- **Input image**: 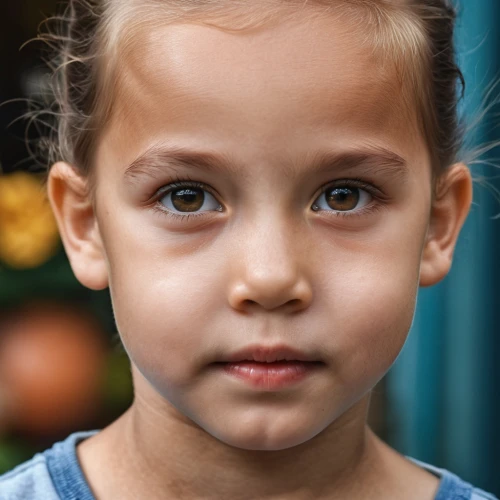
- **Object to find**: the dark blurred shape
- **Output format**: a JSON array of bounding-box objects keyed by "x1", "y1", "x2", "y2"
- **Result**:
[{"x1": 0, "y1": 1, "x2": 58, "y2": 174}]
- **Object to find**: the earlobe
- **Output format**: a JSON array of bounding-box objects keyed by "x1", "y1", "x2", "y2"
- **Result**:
[
  {"x1": 47, "y1": 162, "x2": 109, "y2": 290},
  {"x1": 419, "y1": 162, "x2": 472, "y2": 287}
]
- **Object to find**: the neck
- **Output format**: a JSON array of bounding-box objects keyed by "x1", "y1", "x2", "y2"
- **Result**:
[{"x1": 79, "y1": 379, "x2": 387, "y2": 500}]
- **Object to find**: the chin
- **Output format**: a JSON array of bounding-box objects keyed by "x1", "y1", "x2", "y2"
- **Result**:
[{"x1": 206, "y1": 417, "x2": 325, "y2": 451}]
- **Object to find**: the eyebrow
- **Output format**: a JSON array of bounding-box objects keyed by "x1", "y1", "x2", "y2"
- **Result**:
[
  {"x1": 123, "y1": 142, "x2": 409, "y2": 183},
  {"x1": 124, "y1": 143, "x2": 240, "y2": 182}
]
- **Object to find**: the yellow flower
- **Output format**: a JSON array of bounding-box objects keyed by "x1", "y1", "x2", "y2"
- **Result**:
[{"x1": 0, "y1": 172, "x2": 60, "y2": 269}]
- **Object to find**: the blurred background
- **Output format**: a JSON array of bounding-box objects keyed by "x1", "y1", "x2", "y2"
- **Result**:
[
  {"x1": 0, "y1": 0, "x2": 499, "y2": 496},
  {"x1": 0, "y1": 0, "x2": 134, "y2": 472}
]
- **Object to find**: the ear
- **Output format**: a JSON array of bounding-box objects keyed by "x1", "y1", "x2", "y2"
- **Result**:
[
  {"x1": 419, "y1": 162, "x2": 472, "y2": 287},
  {"x1": 47, "y1": 162, "x2": 109, "y2": 290}
]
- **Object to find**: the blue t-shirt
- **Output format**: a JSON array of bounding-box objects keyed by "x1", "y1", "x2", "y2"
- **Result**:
[{"x1": 0, "y1": 431, "x2": 497, "y2": 499}]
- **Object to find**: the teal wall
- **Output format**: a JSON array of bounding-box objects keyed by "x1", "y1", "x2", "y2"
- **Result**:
[{"x1": 387, "y1": 1, "x2": 500, "y2": 495}]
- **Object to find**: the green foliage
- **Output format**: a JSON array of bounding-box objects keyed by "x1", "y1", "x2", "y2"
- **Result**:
[{"x1": 0, "y1": 439, "x2": 34, "y2": 475}]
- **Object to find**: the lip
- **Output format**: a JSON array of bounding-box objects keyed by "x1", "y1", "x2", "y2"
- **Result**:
[
  {"x1": 221, "y1": 344, "x2": 320, "y2": 363},
  {"x1": 218, "y1": 360, "x2": 323, "y2": 390},
  {"x1": 214, "y1": 344, "x2": 324, "y2": 391}
]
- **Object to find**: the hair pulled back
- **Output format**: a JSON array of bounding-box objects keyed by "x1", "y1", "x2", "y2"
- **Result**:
[{"x1": 35, "y1": 0, "x2": 465, "y2": 178}]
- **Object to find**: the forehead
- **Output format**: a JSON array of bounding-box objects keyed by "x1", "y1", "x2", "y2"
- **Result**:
[{"x1": 101, "y1": 10, "x2": 426, "y2": 169}]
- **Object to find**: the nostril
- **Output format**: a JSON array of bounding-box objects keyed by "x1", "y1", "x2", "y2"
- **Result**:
[{"x1": 228, "y1": 279, "x2": 313, "y2": 313}]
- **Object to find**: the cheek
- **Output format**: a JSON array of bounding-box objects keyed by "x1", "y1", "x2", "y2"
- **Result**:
[
  {"x1": 321, "y1": 227, "x2": 424, "y2": 387},
  {"x1": 102, "y1": 232, "x2": 224, "y2": 386},
  {"x1": 340, "y1": 275, "x2": 417, "y2": 381}
]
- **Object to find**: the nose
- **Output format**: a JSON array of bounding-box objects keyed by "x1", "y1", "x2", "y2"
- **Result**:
[{"x1": 227, "y1": 218, "x2": 313, "y2": 314}]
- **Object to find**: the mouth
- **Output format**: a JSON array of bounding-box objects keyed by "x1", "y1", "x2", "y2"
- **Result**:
[
  {"x1": 218, "y1": 344, "x2": 323, "y2": 364},
  {"x1": 212, "y1": 345, "x2": 324, "y2": 390}
]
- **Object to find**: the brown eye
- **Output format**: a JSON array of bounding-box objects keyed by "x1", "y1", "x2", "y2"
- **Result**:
[
  {"x1": 172, "y1": 189, "x2": 204, "y2": 212},
  {"x1": 312, "y1": 186, "x2": 371, "y2": 213},
  {"x1": 160, "y1": 185, "x2": 221, "y2": 214},
  {"x1": 326, "y1": 187, "x2": 359, "y2": 211}
]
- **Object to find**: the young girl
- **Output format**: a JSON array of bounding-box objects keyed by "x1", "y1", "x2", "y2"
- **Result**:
[{"x1": 0, "y1": 0, "x2": 497, "y2": 498}]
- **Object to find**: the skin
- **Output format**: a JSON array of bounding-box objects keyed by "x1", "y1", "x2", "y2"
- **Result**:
[{"x1": 48, "y1": 8, "x2": 472, "y2": 500}]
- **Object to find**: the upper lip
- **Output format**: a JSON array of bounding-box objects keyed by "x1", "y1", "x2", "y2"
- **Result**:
[{"x1": 222, "y1": 345, "x2": 319, "y2": 363}]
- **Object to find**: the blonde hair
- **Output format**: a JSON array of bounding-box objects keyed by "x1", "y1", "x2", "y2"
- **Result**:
[{"x1": 35, "y1": 0, "x2": 464, "y2": 180}]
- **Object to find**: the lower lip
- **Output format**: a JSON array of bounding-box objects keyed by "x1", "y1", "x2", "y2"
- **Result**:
[{"x1": 219, "y1": 361, "x2": 322, "y2": 390}]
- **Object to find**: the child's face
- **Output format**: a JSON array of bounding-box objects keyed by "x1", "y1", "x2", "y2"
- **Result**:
[{"x1": 73, "y1": 13, "x2": 440, "y2": 449}]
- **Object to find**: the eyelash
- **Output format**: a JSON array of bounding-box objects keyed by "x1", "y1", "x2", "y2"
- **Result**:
[
  {"x1": 313, "y1": 178, "x2": 382, "y2": 219},
  {"x1": 151, "y1": 176, "x2": 221, "y2": 222},
  {"x1": 150, "y1": 175, "x2": 384, "y2": 222}
]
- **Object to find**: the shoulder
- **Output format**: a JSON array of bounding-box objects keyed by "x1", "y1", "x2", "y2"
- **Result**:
[
  {"x1": 408, "y1": 457, "x2": 498, "y2": 500},
  {"x1": 0, "y1": 453, "x2": 59, "y2": 500},
  {"x1": 0, "y1": 431, "x2": 98, "y2": 500},
  {"x1": 471, "y1": 491, "x2": 499, "y2": 500}
]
